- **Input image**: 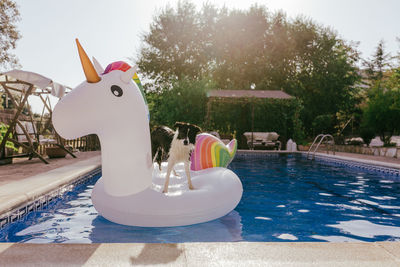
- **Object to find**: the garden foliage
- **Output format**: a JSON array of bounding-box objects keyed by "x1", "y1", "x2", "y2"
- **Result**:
[
  {"x1": 0, "y1": 123, "x2": 17, "y2": 152},
  {"x1": 361, "y1": 68, "x2": 400, "y2": 145}
]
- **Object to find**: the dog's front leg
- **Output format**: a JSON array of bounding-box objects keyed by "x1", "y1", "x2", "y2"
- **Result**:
[
  {"x1": 184, "y1": 161, "x2": 194, "y2": 190},
  {"x1": 163, "y1": 162, "x2": 173, "y2": 193}
]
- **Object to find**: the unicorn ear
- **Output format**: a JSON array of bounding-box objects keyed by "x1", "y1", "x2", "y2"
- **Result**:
[
  {"x1": 120, "y1": 66, "x2": 137, "y2": 84},
  {"x1": 92, "y1": 57, "x2": 105, "y2": 75}
]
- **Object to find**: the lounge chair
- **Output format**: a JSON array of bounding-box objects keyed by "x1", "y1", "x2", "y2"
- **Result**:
[{"x1": 243, "y1": 132, "x2": 281, "y2": 150}]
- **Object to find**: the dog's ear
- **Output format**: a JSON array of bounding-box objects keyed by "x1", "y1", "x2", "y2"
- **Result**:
[
  {"x1": 192, "y1": 125, "x2": 201, "y2": 134},
  {"x1": 174, "y1": 122, "x2": 184, "y2": 129}
]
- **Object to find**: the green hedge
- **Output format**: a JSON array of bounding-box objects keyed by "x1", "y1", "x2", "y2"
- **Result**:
[{"x1": 208, "y1": 98, "x2": 304, "y2": 148}]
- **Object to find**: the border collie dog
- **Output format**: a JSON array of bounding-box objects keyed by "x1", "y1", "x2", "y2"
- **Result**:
[{"x1": 151, "y1": 122, "x2": 201, "y2": 193}]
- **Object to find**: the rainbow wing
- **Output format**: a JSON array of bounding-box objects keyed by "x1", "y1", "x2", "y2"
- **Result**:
[{"x1": 190, "y1": 133, "x2": 237, "y2": 171}]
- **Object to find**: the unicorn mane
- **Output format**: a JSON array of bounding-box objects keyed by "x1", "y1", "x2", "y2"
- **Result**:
[{"x1": 103, "y1": 61, "x2": 131, "y2": 75}]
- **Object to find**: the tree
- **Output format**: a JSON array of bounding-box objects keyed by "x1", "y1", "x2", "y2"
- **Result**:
[
  {"x1": 361, "y1": 68, "x2": 400, "y2": 145},
  {"x1": 137, "y1": 1, "x2": 220, "y2": 87},
  {"x1": 212, "y1": 5, "x2": 270, "y2": 90},
  {"x1": 0, "y1": 0, "x2": 21, "y2": 71},
  {"x1": 363, "y1": 40, "x2": 392, "y2": 86},
  {"x1": 286, "y1": 17, "x2": 361, "y2": 134}
]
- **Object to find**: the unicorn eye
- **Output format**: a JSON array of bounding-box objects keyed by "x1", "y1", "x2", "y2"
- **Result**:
[{"x1": 111, "y1": 85, "x2": 123, "y2": 97}]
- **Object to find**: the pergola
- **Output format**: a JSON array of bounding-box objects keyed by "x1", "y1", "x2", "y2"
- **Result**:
[
  {"x1": 205, "y1": 89, "x2": 293, "y2": 147},
  {"x1": 0, "y1": 70, "x2": 75, "y2": 164}
]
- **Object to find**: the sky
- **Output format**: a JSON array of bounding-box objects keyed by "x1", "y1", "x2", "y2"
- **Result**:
[{"x1": 10, "y1": 0, "x2": 400, "y2": 112}]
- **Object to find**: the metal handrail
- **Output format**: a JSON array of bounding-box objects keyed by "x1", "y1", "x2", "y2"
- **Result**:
[
  {"x1": 307, "y1": 134, "x2": 335, "y2": 160},
  {"x1": 307, "y1": 134, "x2": 324, "y2": 159}
]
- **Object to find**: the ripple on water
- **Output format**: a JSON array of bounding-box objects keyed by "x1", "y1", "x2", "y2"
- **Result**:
[
  {"x1": 255, "y1": 216, "x2": 272, "y2": 221},
  {"x1": 319, "y1": 193, "x2": 333, "y2": 196},
  {"x1": 370, "y1": 196, "x2": 396, "y2": 200},
  {"x1": 298, "y1": 209, "x2": 309, "y2": 213},
  {"x1": 276, "y1": 233, "x2": 298, "y2": 240},
  {"x1": 327, "y1": 220, "x2": 400, "y2": 239}
]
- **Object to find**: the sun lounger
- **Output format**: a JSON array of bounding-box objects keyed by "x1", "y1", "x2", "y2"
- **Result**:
[{"x1": 243, "y1": 132, "x2": 281, "y2": 150}]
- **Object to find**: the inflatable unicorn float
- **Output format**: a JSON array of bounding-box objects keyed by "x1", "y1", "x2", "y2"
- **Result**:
[{"x1": 52, "y1": 39, "x2": 243, "y2": 227}]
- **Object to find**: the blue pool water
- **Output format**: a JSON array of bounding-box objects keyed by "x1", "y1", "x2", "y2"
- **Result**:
[{"x1": 1, "y1": 154, "x2": 400, "y2": 243}]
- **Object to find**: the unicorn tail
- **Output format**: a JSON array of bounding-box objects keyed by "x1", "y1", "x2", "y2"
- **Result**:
[{"x1": 226, "y1": 139, "x2": 238, "y2": 165}]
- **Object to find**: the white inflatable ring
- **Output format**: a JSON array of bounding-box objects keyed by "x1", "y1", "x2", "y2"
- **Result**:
[{"x1": 92, "y1": 163, "x2": 243, "y2": 227}]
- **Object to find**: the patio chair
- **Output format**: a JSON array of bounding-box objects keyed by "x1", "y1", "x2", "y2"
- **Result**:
[{"x1": 243, "y1": 132, "x2": 281, "y2": 150}]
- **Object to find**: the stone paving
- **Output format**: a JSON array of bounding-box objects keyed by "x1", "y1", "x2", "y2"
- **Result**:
[
  {"x1": 0, "y1": 242, "x2": 399, "y2": 266},
  {"x1": 0, "y1": 151, "x2": 100, "y2": 186}
]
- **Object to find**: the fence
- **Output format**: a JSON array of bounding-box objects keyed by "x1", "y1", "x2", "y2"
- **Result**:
[{"x1": 36, "y1": 134, "x2": 101, "y2": 155}]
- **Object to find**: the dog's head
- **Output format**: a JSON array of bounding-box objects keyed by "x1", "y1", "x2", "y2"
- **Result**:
[{"x1": 174, "y1": 122, "x2": 201, "y2": 146}]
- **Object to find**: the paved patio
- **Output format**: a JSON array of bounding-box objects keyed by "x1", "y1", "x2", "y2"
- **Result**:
[{"x1": 0, "y1": 151, "x2": 100, "y2": 186}]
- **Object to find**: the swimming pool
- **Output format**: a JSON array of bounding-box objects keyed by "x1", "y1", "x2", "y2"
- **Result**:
[{"x1": 1, "y1": 153, "x2": 399, "y2": 243}]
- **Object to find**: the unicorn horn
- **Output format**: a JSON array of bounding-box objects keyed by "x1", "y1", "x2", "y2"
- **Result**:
[{"x1": 76, "y1": 39, "x2": 101, "y2": 83}]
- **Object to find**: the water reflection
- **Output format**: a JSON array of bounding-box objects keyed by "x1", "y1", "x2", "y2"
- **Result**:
[
  {"x1": 327, "y1": 220, "x2": 400, "y2": 239},
  {"x1": 13, "y1": 185, "x2": 243, "y2": 243},
  {"x1": 89, "y1": 210, "x2": 243, "y2": 243}
]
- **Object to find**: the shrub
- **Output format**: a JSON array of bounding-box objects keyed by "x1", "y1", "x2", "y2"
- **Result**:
[
  {"x1": 359, "y1": 126, "x2": 375, "y2": 146},
  {"x1": 312, "y1": 114, "x2": 334, "y2": 135},
  {"x1": 361, "y1": 88, "x2": 400, "y2": 146},
  {"x1": 0, "y1": 123, "x2": 18, "y2": 152}
]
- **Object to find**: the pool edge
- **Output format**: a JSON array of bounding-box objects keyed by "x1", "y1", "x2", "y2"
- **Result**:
[
  {"x1": 0, "y1": 241, "x2": 398, "y2": 265},
  {"x1": 0, "y1": 156, "x2": 101, "y2": 227}
]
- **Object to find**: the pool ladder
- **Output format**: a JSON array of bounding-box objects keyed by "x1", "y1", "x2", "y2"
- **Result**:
[{"x1": 307, "y1": 134, "x2": 335, "y2": 160}]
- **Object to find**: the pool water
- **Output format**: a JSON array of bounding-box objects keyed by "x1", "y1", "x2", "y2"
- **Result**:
[{"x1": 1, "y1": 154, "x2": 400, "y2": 243}]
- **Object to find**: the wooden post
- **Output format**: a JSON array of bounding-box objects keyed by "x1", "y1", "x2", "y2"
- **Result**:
[
  {"x1": 0, "y1": 84, "x2": 34, "y2": 159},
  {"x1": 205, "y1": 98, "x2": 212, "y2": 130}
]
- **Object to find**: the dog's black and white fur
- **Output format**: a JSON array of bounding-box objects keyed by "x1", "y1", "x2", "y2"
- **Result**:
[{"x1": 151, "y1": 122, "x2": 201, "y2": 193}]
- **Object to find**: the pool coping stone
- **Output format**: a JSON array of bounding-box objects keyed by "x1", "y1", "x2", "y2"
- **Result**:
[
  {"x1": 310, "y1": 152, "x2": 400, "y2": 170},
  {"x1": 0, "y1": 242, "x2": 399, "y2": 266},
  {"x1": 0, "y1": 155, "x2": 101, "y2": 217}
]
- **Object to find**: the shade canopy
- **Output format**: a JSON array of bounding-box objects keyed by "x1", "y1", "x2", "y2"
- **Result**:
[{"x1": 2, "y1": 69, "x2": 70, "y2": 98}]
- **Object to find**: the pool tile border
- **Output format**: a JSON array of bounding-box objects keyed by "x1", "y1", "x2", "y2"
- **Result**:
[
  {"x1": 236, "y1": 150, "x2": 400, "y2": 178},
  {"x1": 307, "y1": 153, "x2": 400, "y2": 178},
  {"x1": 0, "y1": 167, "x2": 101, "y2": 229}
]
